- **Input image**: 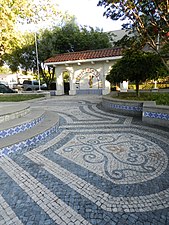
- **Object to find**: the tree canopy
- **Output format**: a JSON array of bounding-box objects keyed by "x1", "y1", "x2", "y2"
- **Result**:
[
  {"x1": 98, "y1": 0, "x2": 169, "y2": 70},
  {"x1": 0, "y1": 0, "x2": 30, "y2": 64},
  {"x1": 107, "y1": 49, "x2": 167, "y2": 95},
  {"x1": 4, "y1": 22, "x2": 112, "y2": 88},
  {"x1": 0, "y1": 0, "x2": 62, "y2": 65}
]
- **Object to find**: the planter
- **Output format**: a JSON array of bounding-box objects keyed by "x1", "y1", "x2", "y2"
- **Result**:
[
  {"x1": 102, "y1": 96, "x2": 169, "y2": 128},
  {"x1": 102, "y1": 96, "x2": 147, "y2": 117}
]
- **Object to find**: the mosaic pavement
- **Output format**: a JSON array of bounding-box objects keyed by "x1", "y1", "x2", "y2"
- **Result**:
[{"x1": 0, "y1": 95, "x2": 169, "y2": 225}]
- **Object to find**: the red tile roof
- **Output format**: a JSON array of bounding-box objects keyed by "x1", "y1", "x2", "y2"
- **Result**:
[{"x1": 45, "y1": 48, "x2": 123, "y2": 63}]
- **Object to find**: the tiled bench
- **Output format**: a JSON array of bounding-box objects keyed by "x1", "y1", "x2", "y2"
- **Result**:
[{"x1": 102, "y1": 96, "x2": 169, "y2": 128}]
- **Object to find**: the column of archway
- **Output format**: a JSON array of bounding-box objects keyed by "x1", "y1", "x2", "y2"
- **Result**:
[
  {"x1": 102, "y1": 63, "x2": 111, "y2": 95},
  {"x1": 100, "y1": 64, "x2": 105, "y2": 90},
  {"x1": 68, "y1": 66, "x2": 76, "y2": 95},
  {"x1": 55, "y1": 67, "x2": 64, "y2": 95}
]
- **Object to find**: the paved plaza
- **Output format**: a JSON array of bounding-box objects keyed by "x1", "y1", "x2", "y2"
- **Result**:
[{"x1": 0, "y1": 95, "x2": 169, "y2": 225}]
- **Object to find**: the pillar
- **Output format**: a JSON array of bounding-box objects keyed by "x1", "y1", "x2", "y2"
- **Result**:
[
  {"x1": 68, "y1": 66, "x2": 76, "y2": 95},
  {"x1": 55, "y1": 68, "x2": 64, "y2": 95},
  {"x1": 102, "y1": 63, "x2": 110, "y2": 95}
]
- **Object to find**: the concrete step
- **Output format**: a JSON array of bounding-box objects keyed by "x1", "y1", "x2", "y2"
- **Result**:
[
  {"x1": 0, "y1": 109, "x2": 45, "y2": 139},
  {"x1": 0, "y1": 110, "x2": 60, "y2": 158},
  {"x1": 0, "y1": 102, "x2": 30, "y2": 124}
]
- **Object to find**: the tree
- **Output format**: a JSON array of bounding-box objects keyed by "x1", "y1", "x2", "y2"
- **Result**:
[
  {"x1": 97, "y1": 0, "x2": 169, "y2": 71},
  {"x1": 0, "y1": 0, "x2": 31, "y2": 64},
  {"x1": 4, "y1": 22, "x2": 112, "y2": 88},
  {"x1": 107, "y1": 49, "x2": 167, "y2": 96},
  {"x1": 40, "y1": 23, "x2": 111, "y2": 87},
  {"x1": 4, "y1": 32, "x2": 36, "y2": 73},
  {"x1": 38, "y1": 22, "x2": 111, "y2": 54},
  {"x1": 0, "y1": 0, "x2": 62, "y2": 66}
]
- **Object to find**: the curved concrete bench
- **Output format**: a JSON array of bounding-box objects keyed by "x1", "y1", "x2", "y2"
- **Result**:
[
  {"x1": 0, "y1": 103, "x2": 30, "y2": 123},
  {"x1": 0, "y1": 109, "x2": 45, "y2": 139},
  {"x1": 0, "y1": 110, "x2": 60, "y2": 158},
  {"x1": 102, "y1": 96, "x2": 169, "y2": 128},
  {"x1": 0, "y1": 100, "x2": 61, "y2": 158},
  {"x1": 143, "y1": 103, "x2": 169, "y2": 128},
  {"x1": 102, "y1": 95, "x2": 148, "y2": 117}
]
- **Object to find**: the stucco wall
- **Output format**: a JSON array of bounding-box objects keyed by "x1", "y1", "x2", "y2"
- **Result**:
[{"x1": 54, "y1": 60, "x2": 116, "y2": 95}]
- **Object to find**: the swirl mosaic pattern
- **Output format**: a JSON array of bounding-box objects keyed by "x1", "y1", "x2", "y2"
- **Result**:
[{"x1": 60, "y1": 133, "x2": 168, "y2": 184}]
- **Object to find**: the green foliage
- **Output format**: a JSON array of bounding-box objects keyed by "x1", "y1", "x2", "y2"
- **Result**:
[
  {"x1": 98, "y1": 0, "x2": 169, "y2": 71},
  {"x1": 0, "y1": 0, "x2": 63, "y2": 65},
  {"x1": 63, "y1": 71, "x2": 70, "y2": 82},
  {"x1": 4, "y1": 32, "x2": 36, "y2": 73},
  {"x1": 0, "y1": 65, "x2": 11, "y2": 74},
  {"x1": 0, "y1": 94, "x2": 45, "y2": 102},
  {"x1": 98, "y1": 0, "x2": 168, "y2": 46},
  {"x1": 38, "y1": 23, "x2": 111, "y2": 55},
  {"x1": 160, "y1": 42, "x2": 169, "y2": 58},
  {"x1": 0, "y1": 0, "x2": 31, "y2": 63},
  {"x1": 115, "y1": 92, "x2": 169, "y2": 106},
  {"x1": 107, "y1": 49, "x2": 167, "y2": 95},
  {"x1": 4, "y1": 21, "x2": 112, "y2": 87}
]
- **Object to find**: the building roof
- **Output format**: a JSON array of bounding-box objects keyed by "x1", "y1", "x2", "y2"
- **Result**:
[
  {"x1": 45, "y1": 48, "x2": 123, "y2": 64},
  {"x1": 107, "y1": 29, "x2": 134, "y2": 44}
]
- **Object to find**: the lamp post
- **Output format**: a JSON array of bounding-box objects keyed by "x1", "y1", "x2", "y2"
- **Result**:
[
  {"x1": 156, "y1": 32, "x2": 160, "y2": 52},
  {"x1": 154, "y1": 32, "x2": 160, "y2": 90},
  {"x1": 34, "y1": 32, "x2": 41, "y2": 91}
]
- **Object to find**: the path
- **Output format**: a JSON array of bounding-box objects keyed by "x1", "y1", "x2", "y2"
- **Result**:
[{"x1": 0, "y1": 95, "x2": 169, "y2": 225}]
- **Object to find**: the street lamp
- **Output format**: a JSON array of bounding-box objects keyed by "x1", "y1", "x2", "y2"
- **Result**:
[
  {"x1": 156, "y1": 32, "x2": 160, "y2": 52},
  {"x1": 34, "y1": 32, "x2": 41, "y2": 91},
  {"x1": 153, "y1": 32, "x2": 160, "y2": 90}
]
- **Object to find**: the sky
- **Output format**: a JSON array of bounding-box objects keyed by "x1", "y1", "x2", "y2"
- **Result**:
[
  {"x1": 18, "y1": 0, "x2": 123, "y2": 33},
  {"x1": 58, "y1": 0, "x2": 123, "y2": 32}
]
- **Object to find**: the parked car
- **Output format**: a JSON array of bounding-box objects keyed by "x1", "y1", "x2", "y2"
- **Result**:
[
  {"x1": 13, "y1": 83, "x2": 23, "y2": 91},
  {"x1": 0, "y1": 84, "x2": 17, "y2": 93},
  {"x1": 0, "y1": 81, "x2": 9, "y2": 87},
  {"x1": 22, "y1": 80, "x2": 47, "y2": 91}
]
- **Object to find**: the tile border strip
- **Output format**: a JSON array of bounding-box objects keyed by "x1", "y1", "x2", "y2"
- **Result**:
[
  {"x1": 0, "y1": 121, "x2": 60, "y2": 159},
  {"x1": 102, "y1": 96, "x2": 169, "y2": 128},
  {"x1": 143, "y1": 111, "x2": 169, "y2": 120},
  {"x1": 0, "y1": 115, "x2": 45, "y2": 139}
]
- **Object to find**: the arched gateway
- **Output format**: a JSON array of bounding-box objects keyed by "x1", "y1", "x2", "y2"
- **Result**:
[{"x1": 45, "y1": 48, "x2": 122, "y2": 95}]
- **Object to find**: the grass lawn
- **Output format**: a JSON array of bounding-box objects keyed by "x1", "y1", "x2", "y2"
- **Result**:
[
  {"x1": 0, "y1": 94, "x2": 46, "y2": 102},
  {"x1": 113, "y1": 92, "x2": 169, "y2": 106},
  {"x1": 1, "y1": 92, "x2": 169, "y2": 106}
]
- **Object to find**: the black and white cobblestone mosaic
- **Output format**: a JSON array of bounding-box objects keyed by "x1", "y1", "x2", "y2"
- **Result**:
[{"x1": 0, "y1": 96, "x2": 169, "y2": 225}]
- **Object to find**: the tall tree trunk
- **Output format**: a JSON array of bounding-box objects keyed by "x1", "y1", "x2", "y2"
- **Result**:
[
  {"x1": 136, "y1": 81, "x2": 140, "y2": 97},
  {"x1": 148, "y1": 42, "x2": 169, "y2": 72},
  {"x1": 160, "y1": 56, "x2": 169, "y2": 72}
]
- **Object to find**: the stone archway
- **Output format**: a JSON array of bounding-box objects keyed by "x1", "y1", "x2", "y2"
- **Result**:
[
  {"x1": 45, "y1": 48, "x2": 123, "y2": 95},
  {"x1": 63, "y1": 71, "x2": 70, "y2": 95},
  {"x1": 75, "y1": 68, "x2": 102, "y2": 91}
]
